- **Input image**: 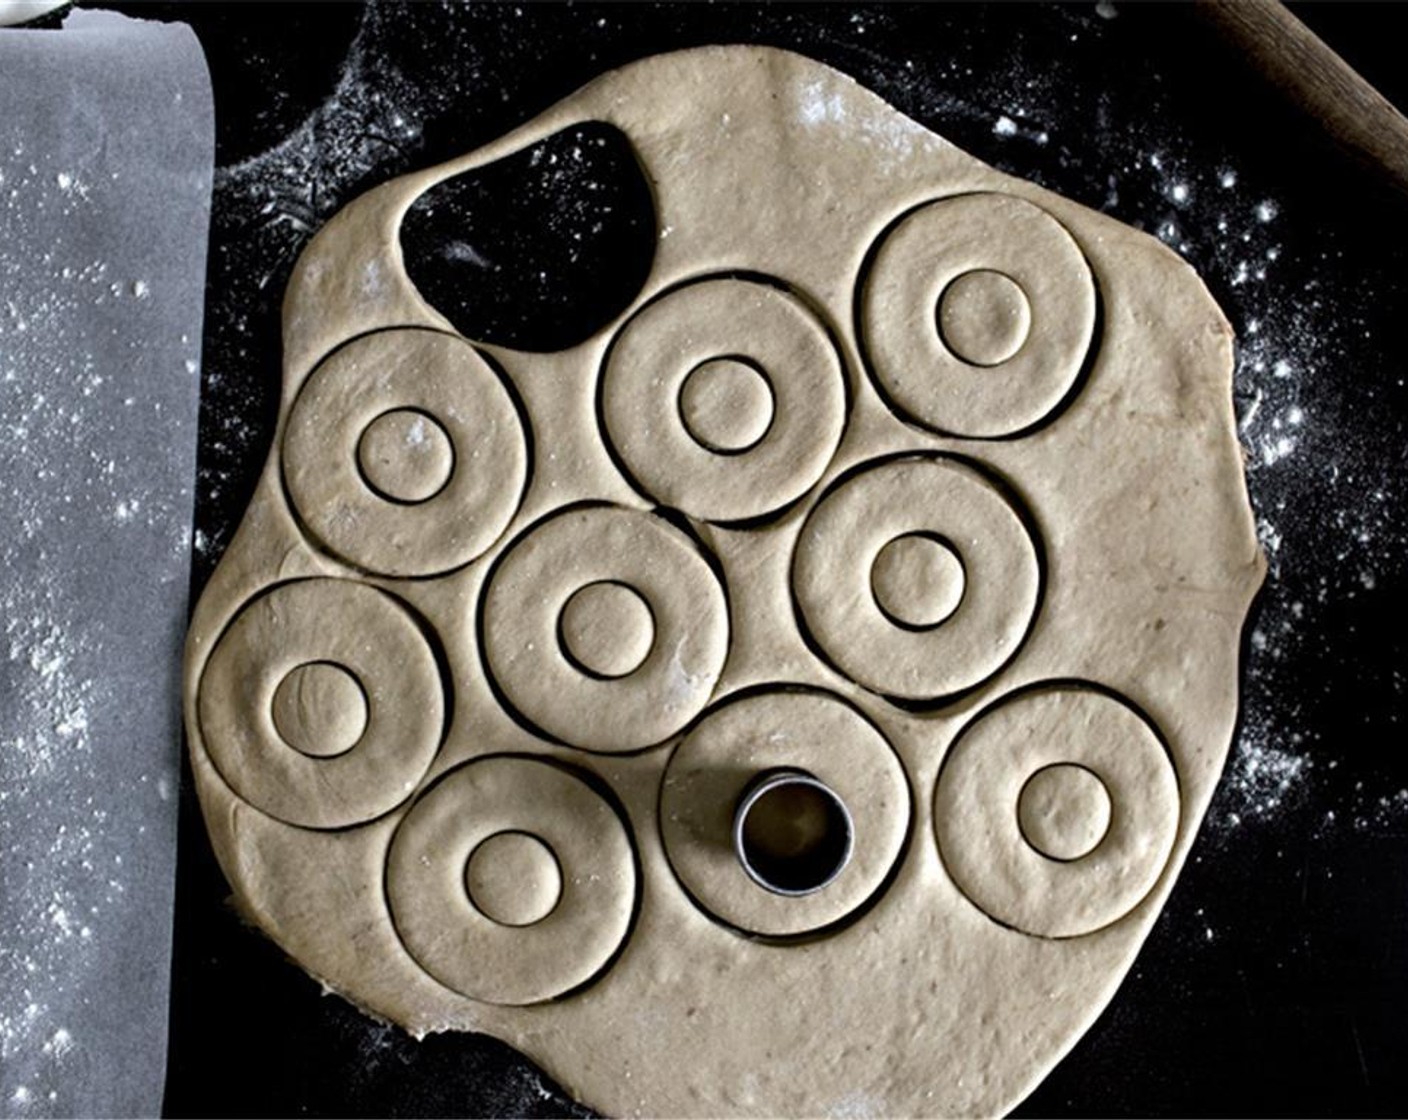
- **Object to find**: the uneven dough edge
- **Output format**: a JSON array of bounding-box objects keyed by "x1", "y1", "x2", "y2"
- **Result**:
[{"x1": 183, "y1": 45, "x2": 1265, "y2": 1119}]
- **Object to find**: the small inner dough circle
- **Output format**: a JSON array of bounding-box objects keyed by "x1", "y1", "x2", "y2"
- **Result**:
[
  {"x1": 870, "y1": 532, "x2": 966, "y2": 630},
  {"x1": 1017, "y1": 763, "x2": 1113, "y2": 862},
  {"x1": 356, "y1": 408, "x2": 454, "y2": 504},
  {"x1": 937, "y1": 269, "x2": 1032, "y2": 367},
  {"x1": 271, "y1": 661, "x2": 367, "y2": 758},
  {"x1": 464, "y1": 831, "x2": 563, "y2": 928},
  {"x1": 678, "y1": 358, "x2": 775, "y2": 453},
  {"x1": 559, "y1": 580, "x2": 656, "y2": 680}
]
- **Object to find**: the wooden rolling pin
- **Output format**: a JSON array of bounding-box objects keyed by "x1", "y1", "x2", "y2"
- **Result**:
[{"x1": 1194, "y1": 0, "x2": 1408, "y2": 200}]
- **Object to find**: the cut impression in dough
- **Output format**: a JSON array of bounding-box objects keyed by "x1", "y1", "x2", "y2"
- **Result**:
[
  {"x1": 602, "y1": 277, "x2": 846, "y2": 523},
  {"x1": 660, "y1": 688, "x2": 908, "y2": 937},
  {"x1": 184, "y1": 46, "x2": 1263, "y2": 1119},
  {"x1": 283, "y1": 328, "x2": 526, "y2": 577},
  {"x1": 862, "y1": 192, "x2": 1096, "y2": 438},
  {"x1": 482, "y1": 504, "x2": 727, "y2": 752},
  {"x1": 934, "y1": 684, "x2": 1179, "y2": 938}
]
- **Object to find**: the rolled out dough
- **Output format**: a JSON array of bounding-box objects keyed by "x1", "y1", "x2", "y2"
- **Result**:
[{"x1": 184, "y1": 46, "x2": 1264, "y2": 1117}]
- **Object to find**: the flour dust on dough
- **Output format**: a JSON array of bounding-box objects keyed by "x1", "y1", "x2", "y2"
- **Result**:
[{"x1": 183, "y1": 46, "x2": 1264, "y2": 1118}]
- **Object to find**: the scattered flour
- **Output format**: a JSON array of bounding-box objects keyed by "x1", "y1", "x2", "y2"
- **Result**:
[
  {"x1": 835, "y1": 6, "x2": 1405, "y2": 853},
  {"x1": 795, "y1": 78, "x2": 937, "y2": 166},
  {"x1": 193, "y1": 8, "x2": 441, "y2": 570},
  {"x1": 1, "y1": 142, "x2": 106, "y2": 1115},
  {"x1": 1, "y1": 101, "x2": 194, "y2": 1110},
  {"x1": 1120, "y1": 143, "x2": 1404, "y2": 844},
  {"x1": 193, "y1": 5, "x2": 1403, "y2": 853}
]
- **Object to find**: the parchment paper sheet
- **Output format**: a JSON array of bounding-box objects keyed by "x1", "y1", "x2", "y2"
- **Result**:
[{"x1": 0, "y1": 10, "x2": 213, "y2": 1116}]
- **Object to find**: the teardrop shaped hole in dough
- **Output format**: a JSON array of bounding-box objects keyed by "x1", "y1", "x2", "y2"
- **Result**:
[{"x1": 400, "y1": 122, "x2": 656, "y2": 351}]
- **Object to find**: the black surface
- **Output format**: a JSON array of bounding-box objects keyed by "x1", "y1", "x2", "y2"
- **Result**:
[{"x1": 91, "y1": 2, "x2": 1406, "y2": 1116}]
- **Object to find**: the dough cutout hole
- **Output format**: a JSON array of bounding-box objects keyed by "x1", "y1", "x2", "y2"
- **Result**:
[
  {"x1": 400, "y1": 122, "x2": 656, "y2": 352},
  {"x1": 464, "y1": 831, "x2": 564, "y2": 928},
  {"x1": 356, "y1": 407, "x2": 455, "y2": 504},
  {"x1": 271, "y1": 661, "x2": 368, "y2": 759},
  {"x1": 1017, "y1": 763, "x2": 1113, "y2": 862},
  {"x1": 557, "y1": 580, "x2": 656, "y2": 680},
  {"x1": 734, "y1": 771, "x2": 855, "y2": 896}
]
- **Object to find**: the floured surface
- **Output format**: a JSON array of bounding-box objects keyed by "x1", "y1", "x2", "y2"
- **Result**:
[
  {"x1": 0, "y1": 9, "x2": 212, "y2": 1117},
  {"x1": 184, "y1": 46, "x2": 1261, "y2": 1117}
]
